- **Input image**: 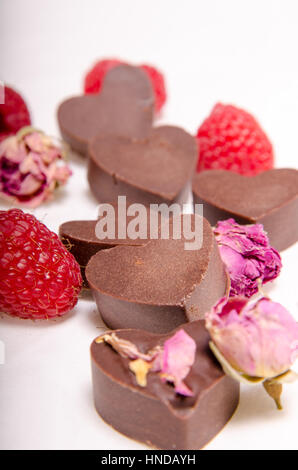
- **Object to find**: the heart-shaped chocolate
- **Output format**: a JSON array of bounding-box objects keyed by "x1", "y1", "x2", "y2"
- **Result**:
[
  {"x1": 88, "y1": 125, "x2": 197, "y2": 205},
  {"x1": 86, "y1": 215, "x2": 229, "y2": 333},
  {"x1": 193, "y1": 169, "x2": 298, "y2": 251},
  {"x1": 59, "y1": 202, "x2": 153, "y2": 288},
  {"x1": 57, "y1": 65, "x2": 154, "y2": 155},
  {"x1": 90, "y1": 321, "x2": 239, "y2": 450}
]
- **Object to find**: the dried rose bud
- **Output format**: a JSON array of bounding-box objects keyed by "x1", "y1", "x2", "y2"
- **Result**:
[
  {"x1": 0, "y1": 127, "x2": 71, "y2": 207},
  {"x1": 206, "y1": 296, "x2": 298, "y2": 379},
  {"x1": 214, "y1": 219, "x2": 281, "y2": 298}
]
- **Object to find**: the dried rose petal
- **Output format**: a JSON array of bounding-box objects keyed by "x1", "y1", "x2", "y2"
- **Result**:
[
  {"x1": 97, "y1": 330, "x2": 196, "y2": 396},
  {"x1": 95, "y1": 333, "x2": 161, "y2": 362},
  {"x1": 161, "y1": 330, "x2": 196, "y2": 396}
]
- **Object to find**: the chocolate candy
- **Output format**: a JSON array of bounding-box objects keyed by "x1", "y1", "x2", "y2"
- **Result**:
[
  {"x1": 90, "y1": 321, "x2": 239, "y2": 450},
  {"x1": 57, "y1": 65, "x2": 154, "y2": 155},
  {"x1": 193, "y1": 169, "x2": 298, "y2": 251},
  {"x1": 86, "y1": 215, "x2": 229, "y2": 333},
  {"x1": 59, "y1": 203, "x2": 152, "y2": 288},
  {"x1": 59, "y1": 220, "x2": 115, "y2": 288},
  {"x1": 88, "y1": 126, "x2": 197, "y2": 205}
]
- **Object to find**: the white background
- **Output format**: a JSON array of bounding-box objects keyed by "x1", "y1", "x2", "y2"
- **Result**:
[{"x1": 0, "y1": 0, "x2": 298, "y2": 450}]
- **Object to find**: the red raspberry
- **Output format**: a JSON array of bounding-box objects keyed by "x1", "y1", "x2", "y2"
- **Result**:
[
  {"x1": 83, "y1": 59, "x2": 167, "y2": 113},
  {"x1": 196, "y1": 103, "x2": 274, "y2": 175},
  {"x1": 0, "y1": 86, "x2": 31, "y2": 143},
  {"x1": 0, "y1": 209, "x2": 82, "y2": 320}
]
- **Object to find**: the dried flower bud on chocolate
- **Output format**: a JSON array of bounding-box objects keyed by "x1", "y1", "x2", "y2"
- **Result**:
[
  {"x1": 214, "y1": 218, "x2": 282, "y2": 298},
  {"x1": 96, "y1": 329, "x2": 196, "y2": 396},
  {"x1": 205, "y1": 296, "x2": 298, "y2": 409},
  {"x1": 0, "y1": 127, "x2": 71, "y2": 207}
]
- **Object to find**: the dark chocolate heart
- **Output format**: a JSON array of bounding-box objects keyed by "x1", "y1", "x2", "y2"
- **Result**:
[
  {"x1": 88, "y1": 125, "x2": 197, "y2": 205},
  {"x1": 90, "y1": 321, "x2": 239, "y2": 450},
  {"x1": 86, "y1": 215, "x2": 229, "y2": 333},
  {"x1": 57, "y1": 65, "x2": 154, "y2": 155},
  {"x1": 193, "y1": 169, "x2": 298, "y2": 251},
  {"x1": 59, "y1": 202, "x2": 153, "y2": 288}
]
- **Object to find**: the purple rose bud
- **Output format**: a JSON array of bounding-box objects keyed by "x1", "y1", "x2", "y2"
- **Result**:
[
  {"x1": 214, "y1": 219, "x2": 282, "y2": 298},
  {"x1": 0, "y1": 127, "x2": 71, "y2": 207},
  {"x1": 206, "y1": 296, "x2": 298, "y2": 378}
]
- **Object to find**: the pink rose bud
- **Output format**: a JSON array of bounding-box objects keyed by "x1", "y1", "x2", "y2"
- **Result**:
[
  {"x1": 206, "y1": 297, "x2": 298, "y2": 378},
  {"x1": 0, "y1": 127, "x2": 71, "y2": 207},
  {"x1": 214, "y1": 219, "x2": 282, "y2": 298}
]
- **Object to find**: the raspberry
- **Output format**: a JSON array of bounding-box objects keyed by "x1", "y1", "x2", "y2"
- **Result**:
[
  {"x1": 196, "y1": 103, "x2": 274, "y2": 175},
  {"x1": 0, "y1": 209, "x2": 82, "y2": 320},
  {"x1": 84, "y1": 59, "x2": 166, "y2": 113},
  {"x1": 0, "y1": 86, "x2": 31, "y2": 143}
]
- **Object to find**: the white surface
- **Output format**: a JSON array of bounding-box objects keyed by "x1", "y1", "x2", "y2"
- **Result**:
[{"x1": 0, "y1": 0, "x2": 298, "y2": 450}]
